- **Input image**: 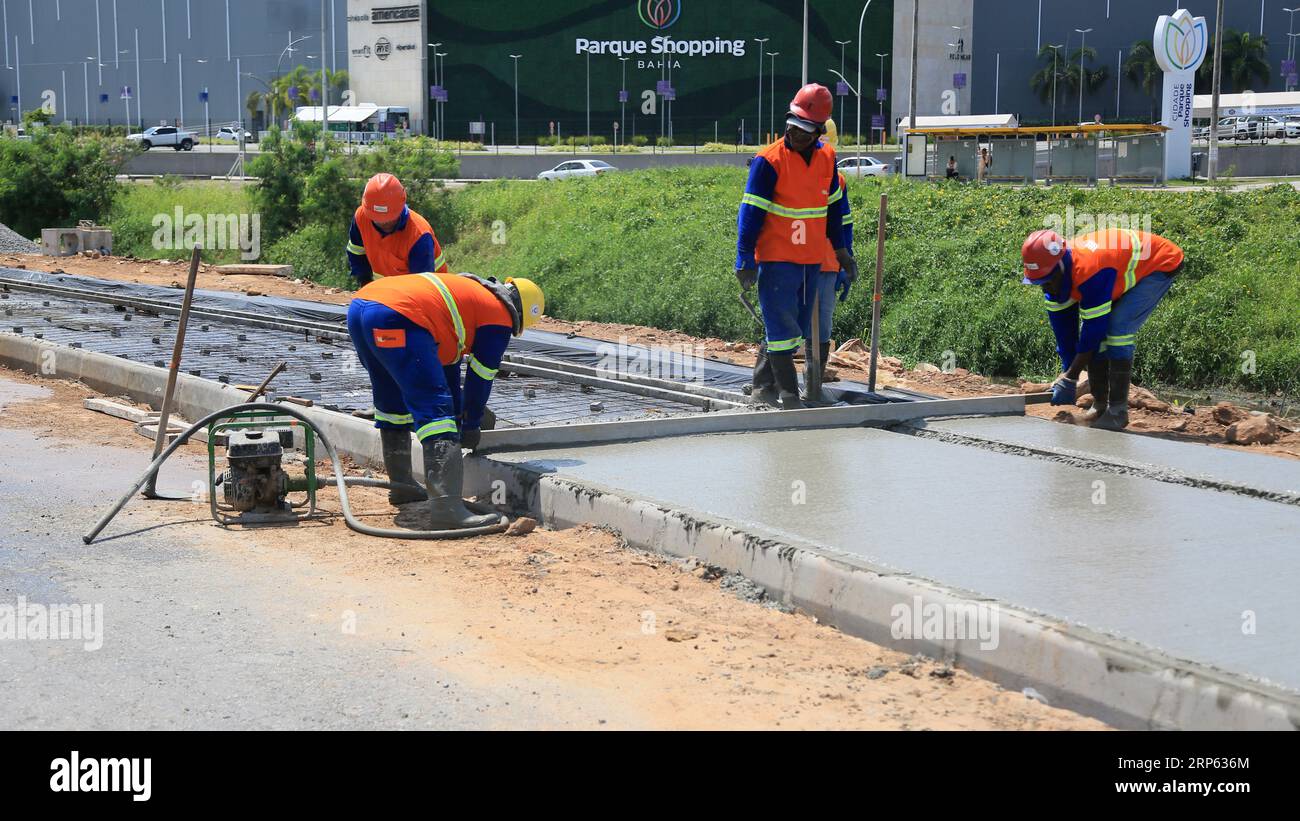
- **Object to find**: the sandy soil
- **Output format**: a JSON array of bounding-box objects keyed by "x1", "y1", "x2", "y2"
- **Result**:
[
  {"x1": 0, "y1": 366, "x2": 1103, "y2": 730},
  {"x1": 7, "y1": 250, "x2": 1294, "y2": 462}
]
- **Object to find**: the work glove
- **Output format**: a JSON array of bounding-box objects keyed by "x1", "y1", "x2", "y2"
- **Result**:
[
  {"x1": 735, "y1": 267, "x2": 757, "y2": 290},
  {"x1": 460, "y1": 428, "x2": 482, "y2": 452},
  {"x1": 835, "y1": 269, "x2": 852, "y2": 303},
  {"x1": 1050, "y1": 376, "x2": 1077, "y2": 406}
]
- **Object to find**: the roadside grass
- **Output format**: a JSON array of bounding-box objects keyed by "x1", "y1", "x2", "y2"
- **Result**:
[{"x1": 109, "y1": 179, "x2": 255, "y2": 264}]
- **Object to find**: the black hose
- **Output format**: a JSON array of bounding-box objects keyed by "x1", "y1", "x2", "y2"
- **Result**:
[{"x1": 83, "y1": 402, "x2": 509, "y2": 544}]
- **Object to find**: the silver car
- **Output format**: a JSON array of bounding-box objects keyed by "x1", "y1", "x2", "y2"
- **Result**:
[
  {"x1": 537, "y1": 160, "x2": 618, "y2": 181},
  {"x1": 837, "y1": 155, "x2": 890, "y2": 177}
]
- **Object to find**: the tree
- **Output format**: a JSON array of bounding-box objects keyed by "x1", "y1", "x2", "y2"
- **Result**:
[
  {"x1": 1197, "y1": 29, "x2": 1270, "y2": 92},
  {"x1": 1030, "y1": 45, "x2": 1109, "y2": 107},
  {"x1": 245, "y1": 90, "x2": 264, "y2": 129},
  {"x1": 1122, "y1": 40, "x2": 1162, "y2": 122}
]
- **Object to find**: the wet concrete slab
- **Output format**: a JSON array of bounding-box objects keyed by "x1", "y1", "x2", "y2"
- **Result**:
[
  {"x1": 494, "y1": 426, "x2": 1300, "y2": 692},
  {"x1": 924, "y1": 416, "x2": 1300, "y2": 497}
]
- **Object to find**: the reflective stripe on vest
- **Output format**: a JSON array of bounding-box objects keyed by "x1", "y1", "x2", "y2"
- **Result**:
[
  {"x1": 1123, "y1": 230, "x2": 1142, "y2": 293},
  {"x1": 741, "y1": 192, "x2": 829, "y2": 220},
  {"x1": 418, "y1": 273, "x2": 466, "y2": 353}
]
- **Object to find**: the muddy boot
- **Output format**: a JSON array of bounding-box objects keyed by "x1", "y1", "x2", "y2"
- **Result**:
[
  {"x1": 751, "y1": 344, "x2": 780, "y2": 407},
  {"x1": 770, "y1": 352, "x2": 805, "y2": 411},
  {"x1": 421, "y1": 437, "x2": 501, "y2": 529},
  {"x1": 1093, "y1": 357, "x2": 1132, "y2": 431},
  {"x1": 381, "y1": 428, "x2": 425, "y2": 505},
  {"x1": 1082, "y1": 357, "x2": 1110, "y2": 424}
]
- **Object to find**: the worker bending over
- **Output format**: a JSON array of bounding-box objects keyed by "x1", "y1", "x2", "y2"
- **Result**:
[
  {"x1": 736, "y1": 84, "x2": 856, "y2": 409},
  {"x1": 1020, "y1": 228, "x2": 1184, "y2": 430},
  {"x1": 347, "y1": 173, "x2": 448, "y2": 284},
  {"x1": 347, "y1": 271, "x2": 545, "y2": 528}
]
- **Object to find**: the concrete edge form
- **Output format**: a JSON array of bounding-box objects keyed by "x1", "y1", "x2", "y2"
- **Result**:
[
  {"x1": 477, "y1": 394, "x2": 1029, "y2": 452},
  {"x1": 465, "y1": 456, "x2": 1300, "y2": 730},
  {"x1": 7, "y1": 334, "x2": 1297, "y2": 729}
]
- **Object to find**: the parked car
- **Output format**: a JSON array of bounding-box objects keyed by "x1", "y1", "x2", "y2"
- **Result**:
[
  {"x1": 1283, "y1": 116, "x2": 1300, "y2": 139},
  {"x1": 1248, "y1": 115, "x2": 1286, "y2": 139},
  {"x1": 126, "y1": 126, "x2": 197, "y2": 150},
  {"x1": 214, "y1": 126, "x2": 252, "y2": 143},
  {"x1": 537, "y1": 160, "x2": 618, "y2": 181},
  {"x1": 837, "y1": 155, "x2": 890, "y2": 177}
]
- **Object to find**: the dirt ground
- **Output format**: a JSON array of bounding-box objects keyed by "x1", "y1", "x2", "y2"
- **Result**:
[
  {"x1": 0, "y1": 366, "x2": 1103, "y2": 730},
  {"x1": 7, "y1": 250, "x2": 1295, "y2": 462}
]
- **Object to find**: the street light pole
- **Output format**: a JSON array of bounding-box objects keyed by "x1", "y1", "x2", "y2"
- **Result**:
[
  {"x1": 1048, "y1": 43, "x2": 1064, "y2": 127},
  {"x1": 836, "y1": 39, "x2": 851, "y2": 126},
  {"x1": 877, "y1": 52, "x2": 888, "y2": 149},
  {"x1": 1285, "y1": 9, "x2": 1299, "y2": 91},
  {"x1": 1209, "y1": 0, "x2": 1225, "y2": 181},
  {"x1": 428, "y1": 42, "x2": 441, "y2": 138},
  {"x1": 510, "y1": 54, "x2": 521, "y2": 147},
  {"x1": 619, "y1": 56, "x2": 628, "y2": 146},
  {"x1": 1076, "y1": 28, "x2": 1092, "y2": 124},
  {"x1": 854, "y1": 1, "x2": 879, "y2": 157},
  {"x1": 768, "y1": 52, "x2": 779, "y2": 139},
  {"x1": 754, "y1": 37, "x2": 768, "y2": 144}
]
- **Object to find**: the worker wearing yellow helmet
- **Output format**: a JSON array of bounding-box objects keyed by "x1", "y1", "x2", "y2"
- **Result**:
[{"x1": 347, "y1": 271, "x2": 544, "y2": 528}]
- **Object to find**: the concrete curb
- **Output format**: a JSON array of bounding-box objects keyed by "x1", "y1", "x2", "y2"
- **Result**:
[
  {"x1": 6, "y1": 333, "x2": 1297, "y2": 729},
  {"x1": 467, "y1": 456, "x2": 1300, "y2": 730}
]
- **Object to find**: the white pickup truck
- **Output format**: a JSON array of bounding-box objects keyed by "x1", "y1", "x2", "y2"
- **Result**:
[{"x1": 126, "y1": 126, "x2": 197, "y2": 151}]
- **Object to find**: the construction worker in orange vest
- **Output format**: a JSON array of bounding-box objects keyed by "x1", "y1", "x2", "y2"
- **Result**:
[
  {"x1": 736, "y1": 84, "x2": 857, "y2": 409},
  {"x1": 347, "y1": 173, "x2": 448, "y2": 284},
  {"x1": 347, "y1": 271, "x2": 545, "y2": 528},
  {"x1": 1021, "y1": 228, "x2": 1184, "y2": 430}
]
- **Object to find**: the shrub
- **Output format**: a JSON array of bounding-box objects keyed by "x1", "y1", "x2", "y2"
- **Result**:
[{"x1": 0, "y1": 127, "x2": 136, "y2": 238}]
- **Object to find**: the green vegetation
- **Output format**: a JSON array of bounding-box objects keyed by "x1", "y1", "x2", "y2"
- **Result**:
[
  {"x1": 432, "y1": 168, "x2": 1300, "y2": 395},
  {"x1": 0, "y1": 127, "x2": 137, "y2": 239},
  {"x1": 109, "y1": 179, "x2": 253, "y2": 264}
]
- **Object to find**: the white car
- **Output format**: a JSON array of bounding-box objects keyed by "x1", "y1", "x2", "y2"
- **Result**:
[
  {"x1": 214, "y1": 126, "x2": 252, "y2": 143},
  {"x1": 837, "y1": 155, "x2": 890, "y2": 177},
  {"x1": 1284, "y1": 117, "x2": 1300, "y2": 139},
  {"x1": 126, "y1": 125, "x2": 196, "y2": 151},
  {"x1": 537, "y1": 160, "x2": 618, "y2": 181}
]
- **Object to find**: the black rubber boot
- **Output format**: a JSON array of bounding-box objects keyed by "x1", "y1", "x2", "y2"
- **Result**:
[
  {"x1": 770, "y1": 352, "x2": 805, "y2": 410},
  {"x1": 381, "y1": 428, "x2": 425, "y2": 505},
  {"x1": 1082, "y1": 357, "x2": 1110, "y2": 424},
  {"x1": 421, "y1": 438, "x2": 501, "y2": 529},
  {"x1": 1093, "y1": 358, "x2": 1132, "y2": 431},
  {"x1": 751, "y1": 343, "x2": 780, "y2": 407},
  {"x1": 819, "y1": 341, "x2": 833, "y2": 378}
]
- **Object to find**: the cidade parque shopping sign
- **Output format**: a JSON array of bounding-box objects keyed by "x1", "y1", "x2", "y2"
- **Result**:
[{"x1": 1154, "y1": 9, "x2": 1208, "y2": 179}]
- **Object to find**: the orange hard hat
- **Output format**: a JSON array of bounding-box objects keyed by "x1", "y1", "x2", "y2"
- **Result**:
[
  {"x1": 789, "y1": 83, "x2": 834, "y2": 125},
  {"x1": 362, "y1": 173, "x2": 406, "y2": 221},
  {"x1": 1021, "y1": 229, "x2": 1066, "y2": 283}
]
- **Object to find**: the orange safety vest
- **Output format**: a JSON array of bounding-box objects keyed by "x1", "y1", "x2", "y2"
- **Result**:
[
  {"x1": 1066, "y1": 230, "x2": 1184, "y2": 303},
  {"x1": 822, "y1": 172, "x2": 848, "y2": 273},
  {"x1": 351, "y1": 206, "x2": 446, "y2": 278},
  {"x1": 355, "y1": 273, "x2": 512, "y2": 365},
  {"x1": 747, "y1": 139, "x2": 838, "y2": 265}
]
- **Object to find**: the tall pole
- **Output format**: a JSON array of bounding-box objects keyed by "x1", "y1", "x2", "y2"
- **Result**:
[
  {"x1": 95, "y1": 0, "x2": 102, "y2": 84},
  {"x1": 235, "y1": 56, "x2": 241, "y2": 129},
  {"x1": 877, "y1": 52, "x2": 887, "y2": 147},
  {"x1": 61, "y1": 69, "x2": 67, "y2": 123},
  {"x1": 178, "y1": 52, "x2": 183, "y2": 128},
  {"x1": 321, "y1": 0, "x2": 328, "y2": 149},
  {"x1": 511, "y1": 54, "x2": 521, "y2": 146},
  {"x1": 1076, "y1": 28, "x2": 1092, "y2": 124},
  {"x1": 1049, "y1": 44, "x2": 1063, "y2": 127},
  {"x1": 113, "y1": 0, "x2": 119, "y2": 68},
  {"x1": 836, "y1": 40, "x2": 851, "y2": 125},
  {"x1": 801, "y1": 0, "x2": 808, "y2": 85},
  {"x1": 754, "y1": 37, "x2": 768, "y2": 144},
  {"x1": 586, "y1": 51, "x2": 590, "y2": 142},
  {"x1": 135, "y1": 28, "x2": 142, "y2": 130},
  {"x1": 855, "y1": 1, "x2": 878, "y2": 159},
  {"x1": 83, "y1": 60, "x2": 89, "y2": 123},
  {"x1": 994, "y1": 52, "x2": 1001, "y2": 113},
  {"x1": 1115, "y1": 49, "x2": 1122, "y2": 119},
  {"x1": 769, "y1": 52, "x2": 778, "y2": 139},
  {"x1": 161, "y1": 0, "x2": 166, "y2": 64},
  {"x1": 1209, "y1": 0, "x2": 1225, "y2": 181},
  {"x1": 12, "y1": 35, "x2": 19, "y2": 119},
  {"x1": 905, "y1": 0, "x2": 917, "y2": 175}
]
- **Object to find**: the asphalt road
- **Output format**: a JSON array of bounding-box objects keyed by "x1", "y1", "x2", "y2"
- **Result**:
[{"x1": 0, "y1": 377, "x2": 538, "y2": 730}]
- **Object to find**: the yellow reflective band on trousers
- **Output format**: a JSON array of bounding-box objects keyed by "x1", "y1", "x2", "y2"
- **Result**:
[
  {"x1": 346, "y1": 241, "x2": 366, "y2": 255},
  {"x1": 740, "y1": 193, "x2": 829, "y2": 220},
  {"x1": 416, "y1": 418, "x2": 458, "y2": 440},
  {"x1": 768, "y1": 336, "x2": 804, "y2": 353},
  {"x1": 418, "y1": 273, "x2": 466, "y2": 353},
  {"x1": 374, "y1": 410, "x2": 414, "y2": 425},
  {"x1": 468, "y1": 355, "x2": 497, "y2": 381},
  {"x1": 1079, "y1": 301, "x2": 1113, "y2": 320}
]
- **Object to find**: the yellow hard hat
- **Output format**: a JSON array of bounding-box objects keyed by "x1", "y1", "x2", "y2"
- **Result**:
[
  {"x1": 507, "y1": 277, "x2": 544, "y2": 332},
  {"x1": 823, "y1": 117, "x2": 838, "y2": 147}
]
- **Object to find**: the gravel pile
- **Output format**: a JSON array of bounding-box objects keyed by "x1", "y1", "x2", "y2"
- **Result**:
[{"x1": 0, "y1": 221, "x2": 39, "y2": 254}]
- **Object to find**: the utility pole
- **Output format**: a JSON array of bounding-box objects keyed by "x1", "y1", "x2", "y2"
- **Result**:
[
  {"x1": 321, "y1": 0, "x2": 328, "y2": 152},
  {"x1": 905, "y1": 0, "x2": 918, "y2": 175},
  {"x1": 1209, "y1": 0, "x2": 1225, "y2": 181},
  {"x1": 836, "y1": 40, "x2": 851, "y2": 125},
  {"x1": 1076, "y1": 28, "x2": 1093, "y2": 124},
  {"x1": 754, "y1": 38, "x2": 768, "y2": 143},
  {"x1": 1048, "y1": 44, "x2": 1064, "y2": 127},
  {"x1": 511, "y1": 54, "x2": 521, "y2": 147}
]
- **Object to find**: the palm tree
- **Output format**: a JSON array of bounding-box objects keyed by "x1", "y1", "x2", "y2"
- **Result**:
[
  {"x1": 1029, "y1": 44, "x2": 1069, "y2": 104},
  {"x1": 1058, "y1": 46, "x2": 1109, "y2": 102},
  {"x1": 1122, "y1": 40, "x2": 1162, "y2": 121},
  {"x1": 1197, "y1": 30, "x2": 1271, "y2": 92},
  {"x1": 245, "y1": 90, "x2": 264, "y2": 130}
]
